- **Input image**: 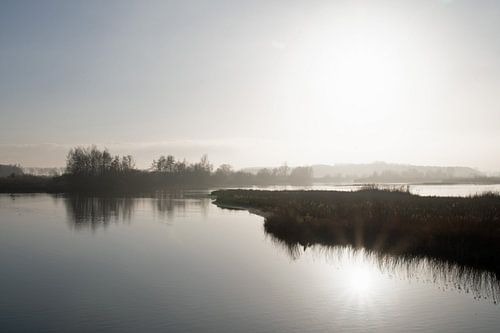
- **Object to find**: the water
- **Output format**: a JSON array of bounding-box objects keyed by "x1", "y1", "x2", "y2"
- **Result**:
[
  {"x1": 1, "y1": 188, "x2": 499, "y2": 332},
  {"x1": 239, "y1": 183, "x2": 500, "y2": 197}
]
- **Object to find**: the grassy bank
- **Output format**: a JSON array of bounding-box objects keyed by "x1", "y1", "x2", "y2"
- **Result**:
[{"x1": 212, "y1": 189, "x2": 500, "y2": 275}]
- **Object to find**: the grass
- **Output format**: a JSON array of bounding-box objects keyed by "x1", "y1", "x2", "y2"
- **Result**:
[{"x1": 212, "y1": 188, "x2": 500, "y2": 276}]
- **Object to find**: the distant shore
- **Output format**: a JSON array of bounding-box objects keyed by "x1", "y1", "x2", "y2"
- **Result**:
[
  {"x1": 411, "y1": 178, "x2": 500, "y2": 185},
  {"x1": 0, "y1": 173, "x2": 314, "y2": 194},
  {"x1": 212, "y1": 189, "x2": 500, "y2": 276},
  {"x1": 3, "y1": 145, "x2": 499, "y2": 194},
  {"x1": 2, "y1": 173, "x2": 500, "y2": 194}
]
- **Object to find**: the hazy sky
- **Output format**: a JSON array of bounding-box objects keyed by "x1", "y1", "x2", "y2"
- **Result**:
[{"x1": 1, "y1": 0, "x2": 500, "y2": 170}]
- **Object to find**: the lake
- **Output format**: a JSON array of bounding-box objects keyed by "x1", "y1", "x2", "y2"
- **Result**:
[
  {"x1": 1, "y1": 185, "x2": 499, "y2": 332},
  {"x1": 236, "y1": 183, "x2": 500, "y2": 197}
]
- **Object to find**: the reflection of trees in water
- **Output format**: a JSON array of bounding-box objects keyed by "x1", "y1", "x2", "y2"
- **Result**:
[
  {"x1": 64, "y1": 191, "x2": 210, "y2": 230},
  {"x1": 266, "y1": 233, "x2": 500, "y2": 304},
  {"x1": 150, "y1": 191, "x2": 209, "y2": 221},
  {"x1": 64, "y1": 196, "x2": 136, "y2": 230}
]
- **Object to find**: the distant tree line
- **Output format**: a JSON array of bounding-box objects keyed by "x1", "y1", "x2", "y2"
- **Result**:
[
  {"x1": 150, "y1": 154, "x2": 312, "y2": 185},
  {"x1": 354, "y1": 169, "x2": 478, "y2": 183},
  {"x1": 0, "y1": 146, "x2": 313, "y2": 192},
  {"x1": 22, "y1": 167, "x2": 65, "y2": 177},
  {"x1": 63, "y1": 146, "x2": 313, "y2": 188},
  {"x1": 0, "y1": 164, "x2": 23, "y2": 177}
]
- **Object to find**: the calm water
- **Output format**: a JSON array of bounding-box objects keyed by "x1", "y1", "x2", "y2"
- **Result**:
[
  {"x1": 241, "y1": 183, "x2": 500, "y2": 197},
  {"x1": 1, "y1": 187, "x2": 499, "y2": 332}
]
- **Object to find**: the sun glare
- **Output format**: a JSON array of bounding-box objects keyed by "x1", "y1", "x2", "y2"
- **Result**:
[
  {"x1": 348, "y1": 266, "x2": 374, "y2": 294},
  {"x1": 330, "y1": 249, "x2": 382, "y2": 301}
]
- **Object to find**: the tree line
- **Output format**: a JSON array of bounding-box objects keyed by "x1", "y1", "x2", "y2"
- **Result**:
[
  {"x1": 65, "y1": 145, "x2": 313, "y2": 186},
  {"x1": 0, "y1": 164, "x2": 23, "y2": 177},
  {"x1": 66, "y1": 146, "x2": 135, "y2": 176}
]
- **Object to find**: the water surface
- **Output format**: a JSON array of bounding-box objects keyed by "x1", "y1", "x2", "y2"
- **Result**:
[
  {"x1": 1, "y1": 191, "x2": 499, "y2": 332},
  {"x1": 242, "y1": 183, "x2": 500, "y2": 197}
]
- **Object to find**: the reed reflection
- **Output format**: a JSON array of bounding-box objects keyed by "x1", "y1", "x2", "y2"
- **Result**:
[{"x1": 266, "y1": 234, "x2": 500, "y2": 304}]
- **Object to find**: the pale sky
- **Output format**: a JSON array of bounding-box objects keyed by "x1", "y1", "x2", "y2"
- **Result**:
[{"x1": 1, "y1": 0, "x2": 500, "y2": 170}]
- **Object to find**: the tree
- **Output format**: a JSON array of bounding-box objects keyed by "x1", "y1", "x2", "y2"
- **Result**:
[
  {"x1": 290, "y1": 166, "x2": 313, "y2": 184},
  {"x1": 192, "y1": 154, "x2": 212, "y2": 175},
  {"x1": 121, "y1": 155, "x2": 134, "y2": 171},
  {"x1": 276, "y1": 162, "x2": 290, "y2": 177},
  {"x1": 111, "y1": 156, "x2": 121, "y2": 172},
  {"x1": 152, "y1": 156, "x2": 167, "y2": 172},
  {"x1": 66, "y1": 146, "x2": 134, "y2": 176},
  {"x1": 256, "y1": 168, "x2": 272, "y2": 183},
  {"x1": 165, "y1": 155, "x2": 175, "y2": 172},
  {"x1": 152, "y1": 155, "x2": 176, "y2": 173},
  {"x1": 100, "y1": 150, "x2": 112, "y2": 175},
  {"x1": 66, "y1": 146, "x2": 91, "y2": 175},
  {"x1": 199, "y1": 154, "x2": 212, "y2": 172},
  {"x1": 174, "y1": 159, "x2": 187, "y2": 173},
  {"x1": 216, "y1": 164, "x2": 233, "y2": 176}
]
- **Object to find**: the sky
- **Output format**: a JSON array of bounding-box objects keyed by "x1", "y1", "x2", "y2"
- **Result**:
[{"x1": 1, "y1": 0, "x2": 500, "y2": 170}]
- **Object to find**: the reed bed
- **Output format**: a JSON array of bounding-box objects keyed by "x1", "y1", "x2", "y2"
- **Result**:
[{"x1": 212, "y1": 189, "x2": 500, "y2": 275}]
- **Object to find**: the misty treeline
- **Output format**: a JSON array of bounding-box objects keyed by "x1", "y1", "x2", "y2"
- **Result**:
[
  {"x1": 355, "y1": 169, "x2": 478, "y2": 183},
  {"x1": 63, "y1": 145, "x2": 313, "y2": 188},
  {"x1": 0, "y1": 164, "x2": 23, "y2": 177},
  {"x1": 0, "y1": 164, "x2": 64, "y2": 177}
]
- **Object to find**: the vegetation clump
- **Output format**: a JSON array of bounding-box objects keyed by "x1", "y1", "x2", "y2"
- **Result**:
[{"x1": 212, "y1": 189, "x2": 500, "y2": 275}]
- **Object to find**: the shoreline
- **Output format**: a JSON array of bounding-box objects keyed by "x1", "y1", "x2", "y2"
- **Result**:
[
  {"x1": 211, "y1": 201, "x2": 272, "y2": 219},
  {"x1": 212, "y1": 189, "x2": 500, "y2": 276}
]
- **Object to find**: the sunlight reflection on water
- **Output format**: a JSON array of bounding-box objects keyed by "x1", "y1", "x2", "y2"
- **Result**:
[{"x1": 273, "y1": 243, "x2": 500, "y2": 305}]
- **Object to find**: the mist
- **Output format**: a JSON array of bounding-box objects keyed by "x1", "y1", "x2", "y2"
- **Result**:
[{"x1": 1, "y1": 0, "x2": 500, "y2": 170}]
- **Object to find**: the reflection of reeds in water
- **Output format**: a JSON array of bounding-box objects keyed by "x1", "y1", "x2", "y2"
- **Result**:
[
  {"x1": 268, "y1": 237, "x2": 500, "y2": 303},
  {"x1": 213, "y1": 189, "x2": 500, "y2": 275},
  {"x1": 214, "y1": 189, "x2": 500, "y2": 302}
]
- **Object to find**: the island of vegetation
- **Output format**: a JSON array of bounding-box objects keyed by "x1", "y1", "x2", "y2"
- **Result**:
[
  {"x1": 0, "y1": 146, "x2": 313, "y2": 193},
  {"x1": 212, "y1": 188, "x2": 500, "y2": 276}
]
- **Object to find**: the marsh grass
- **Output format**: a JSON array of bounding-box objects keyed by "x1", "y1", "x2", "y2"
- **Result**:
[{"x1": 212, "y1": 189, "x2": 500, "y2": 276}]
